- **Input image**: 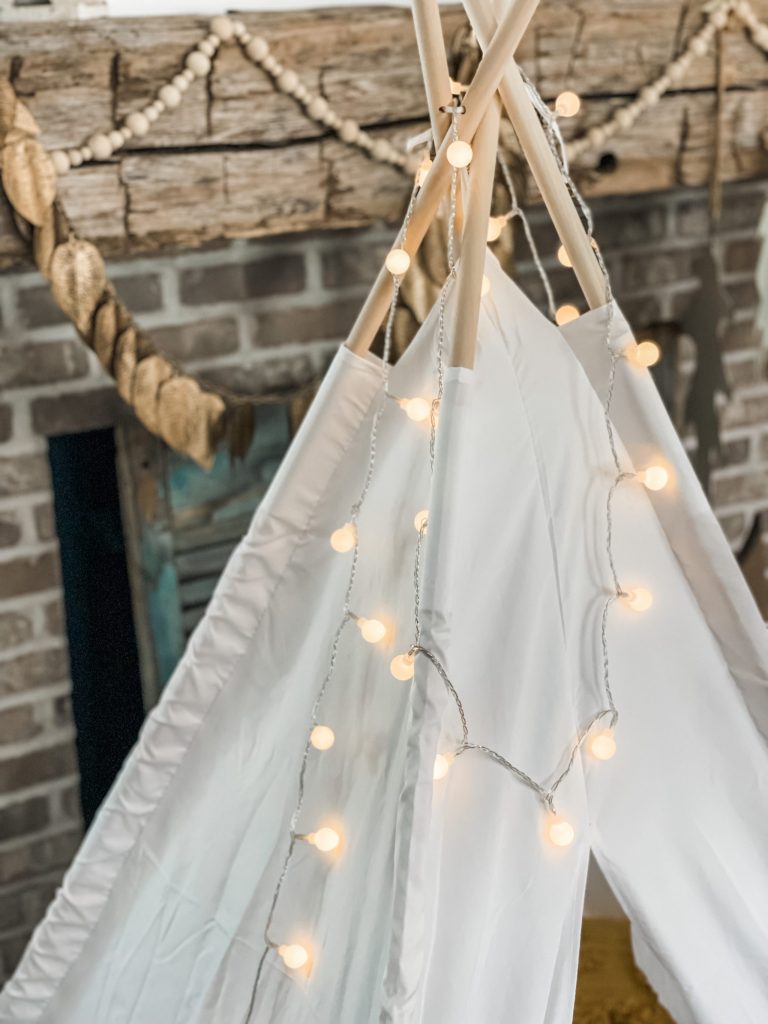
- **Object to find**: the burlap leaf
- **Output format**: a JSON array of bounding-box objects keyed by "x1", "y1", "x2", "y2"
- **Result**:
[
  {"x1": 49, "y1": 237, "x2": 106, "y2": 333},
  {"x1": 1, "y1": 136, "x2": 56, "y2": 227},
  {"x1": 114, "y1": 326, "x2": 138, "y2": 402},
  {"x1": 13, "y1": 102, "x2": 40, "y2": 138},
  {"x1": 92, "y1": 297, "x2": 120, "y2": 370},
  {"x1": 156, "y1": 375, "x2": 203, "y2": 454},
  {"x1": 133, "y1": 354, "x2": 175, "y2": 434}
]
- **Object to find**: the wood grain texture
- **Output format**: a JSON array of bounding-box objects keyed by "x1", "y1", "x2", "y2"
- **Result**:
[{"x1": 1, "y1": 2, "x2": 767, "y2": 266}]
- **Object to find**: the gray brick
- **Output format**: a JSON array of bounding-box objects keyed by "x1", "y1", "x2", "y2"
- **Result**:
[
  {"x1": 16, "y1": 286, "x2": 70, "y2": 329},
  {"x1": 179, "y1": 254, "x2": 305, "y2": 305},
  {"x1": 0, "y1": 341, "x2": 89, "y2": 390},
  {"x1": 254, "y1": 298, "x2": 360, "y2": 347},
  {"x1": 153, "y1": 318, "x2": 239, "y2": 360},
  {"x1": 113, "y1": 273, "x2": 163, "y2": 313}
]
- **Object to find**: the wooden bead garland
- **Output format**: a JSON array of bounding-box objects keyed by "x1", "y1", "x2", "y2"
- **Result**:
[{"x1": 46, "y1": 1, "x2": 768, "y2": 179}]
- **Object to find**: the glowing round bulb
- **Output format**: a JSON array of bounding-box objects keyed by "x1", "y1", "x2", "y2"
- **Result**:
[
  {"x1": 548, "y1": 817, "x2": 575, "y2": 847},
  {"x1": 390, "y1": 653, "x2": 415, "y2": 681},
  {"x1": 555, "y1": 90, "x2": 581, "y2": 118},
  {"x1": 414, "y1": 509, "x2": 429, "y2": 532},
  {"x1": 385, "y1": 247, "x2": 411, "y2": 276},
  {"x1": 590, "y1": 730, "x2": 617, "y2": 761},
  {"x1": 634, "y1": 340, "x2": 661, "y2": 367},
  {"x1": 401, "y1": 397, "x2": 431, "y2": 422},
  {"x1": 640, "y1": 465, "x2": 669, "y2": 491},
  {"x1": 358, "y1": 617, "x2": 386, "y2": 644},
  {"x1": 310, "y1": 827, "x2": 341, "y2": 853},
  {"x1": 310, "y1": 725, "x2": 335, "y2": 751},
  {"x1": 447, "y1": 139, "x2": 473, "y2": 168},
  {"x1": 416, "y1": 157, "x2": 432, "y2": 187},
  {"x1": 481, "y1": 275, "x2": 491, "y2": 297},
  {"x1": 556, "y1": 244, "x2": 572, "y2": 268},
  {"x1": 433, "y1": 753, "x2": 452, "y2": 780},
  {"x1": 556, "y1": 304, "x2": 580, "y2": 326},
  {"x1": 278, "y1": 944, "x2": 309, "y2": 970},
  {"x1": 624, "y1": 587, "x2": 653, "y2": 613},
  {"x1": 487, "y1": 216, "x2": 505, "y2": 242},
  {"x1": 330, "y1": 522, "x2": 356, "y2": 553}
]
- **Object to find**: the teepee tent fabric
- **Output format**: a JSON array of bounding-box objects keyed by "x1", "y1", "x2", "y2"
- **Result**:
[{"x1": 2, "y1": 255, "x2": 767, "y2": 1024}]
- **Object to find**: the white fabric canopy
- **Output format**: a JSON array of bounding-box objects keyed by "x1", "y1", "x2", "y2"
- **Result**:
[{"x1": 2, "y1": 254, "x2": 767, "y2": 1023}]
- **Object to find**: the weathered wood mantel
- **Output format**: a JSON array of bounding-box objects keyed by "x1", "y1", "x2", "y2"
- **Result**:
[{"x1": 1, "y1": 1, "x2": 768, "y2": 266}]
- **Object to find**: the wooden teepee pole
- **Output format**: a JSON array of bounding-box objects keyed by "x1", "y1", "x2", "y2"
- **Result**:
[
  {"x1": 449, "y1": 99, "x2": 501, "y2": 369},
  {"x1": 345, "y1": 0, "x2": 540, "y2": 356},
  {"x1": 462, "y1": 0, "x2": 607, "y2": 310},
  {"x1": 412, "y1": 0, "x2": 453, "y2": 148}
]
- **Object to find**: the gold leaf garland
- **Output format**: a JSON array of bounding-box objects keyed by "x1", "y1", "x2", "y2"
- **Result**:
[{"x1": 0, "y1": 78, "x2": 313, "y2": 469}]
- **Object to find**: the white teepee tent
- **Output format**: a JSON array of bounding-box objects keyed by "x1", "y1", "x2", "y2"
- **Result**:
[{"x1": 2, "y1": 1, "x2": 768, "y2": 1021}]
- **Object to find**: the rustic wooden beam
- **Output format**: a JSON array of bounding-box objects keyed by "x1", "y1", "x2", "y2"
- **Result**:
[{"x1": 1, "y1": 2, "x2": 767, "y2": 268}]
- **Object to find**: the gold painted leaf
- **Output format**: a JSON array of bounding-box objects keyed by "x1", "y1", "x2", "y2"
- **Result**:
[
  {"x1": 133, "y1": 354, "x2": 174, "y2": 434},
  {"x1": 92, "y1": 297, "x2": 119, "y2": 368},
  {"x1": 186, "y1": 391, "x2": 225, "y2": 468},
  {"x1": 49, "y1": 237, "x2": 106, "y2": 334},
  {"x1": 0, "y1": 80, "x2": 16, "y2": 137},
  {"x1": 156, "y1": 375, "x2": 201, "y2": 454},
  {"x1": 13, "y1": 101, "x2": 40, "y2": 138},
  {"x1": 114, "y1": 327, "x2": 138, "y2": 402},
  {"x1": 1, "y1": 136, "x2": 56, "y2": 227},
  {"x1": 32, "y1": 208, "x2": 57, "y2": 276}
]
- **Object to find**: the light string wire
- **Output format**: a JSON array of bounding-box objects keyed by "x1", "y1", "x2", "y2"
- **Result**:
[{"x1": 242, "y1": 177, "x2": 421, "y2": 1018}]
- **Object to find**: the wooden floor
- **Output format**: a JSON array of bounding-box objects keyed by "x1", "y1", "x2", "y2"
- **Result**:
[{"x1": 574, "y1": 919, "x2": 675, "y2": 1024}]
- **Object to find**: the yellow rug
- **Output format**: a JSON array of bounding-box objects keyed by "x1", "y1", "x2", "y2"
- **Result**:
[{"x1": 574, "y1": 919, "x2": 674, "y2": 1023}]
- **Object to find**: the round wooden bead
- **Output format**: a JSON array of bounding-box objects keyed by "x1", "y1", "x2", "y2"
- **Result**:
[
  {"x1": 245, "y1": 36, "x2": 269, "y2": 62},
  {"x1": 87, "y1": 133, "x2": 113, "y2": 160},
  {"x1": 339, "y1": 119, "x2": 358, "y2": 143},
  {"x1": 172, "y1": 73, "x2": 189, "y2": 93},
  {"x1": 159, "y1": 84, "x2": 182, "y2": 109},
  {"x1": 307, "y1": 96, "x2": 329, "y2": 120},
  {"x1": 294, "y1": 83, "x2": 309, "y2": 102},
  {"x1": 277, "y1": 70, "x2": 299, "y2": 94},
  {"x1": 185, "y1": 51, "x2": 211, "y2": 77},
  {"x1": 231, "y1": 20, "x2": 247, "y2": 38},
  {"x1": 711, "y1": 7, "x2": 729, "y2": 29},
  {"x1": 144, "y1": 105, "x2": 159, "y2": 123},
  {"x1": 67, "y1": 148, "x2": 83, "y2": 167},
  {"x1": 125, "y1": 111, "x2": 150, "y2": 137},
  {"x1": 198, "y1": 39, "x2": 216, "y2": 58},
  {"x1": 108, "y1": 129, "x2": 124, "y2": 149},
  {"x1": 615, "y1": 107, "x2": 634, "y2": 129},
  {"x1": 586, "y1": 126, "x2": 606, "y2": 147},
  {"x1": 80, "y1": 146, "x2": 93, "y2": 162},
  {"x1": 209, "y1": 16, "x2": 234, "y2": 40},
  {"x1": 323, "y1": 111, "x2": 341, "y2": 129},
  {"x1": 690, "y1": 36, "x2": 709, "y2": 56},
  {"x1": 372, "y1": 138, "x2": 391, "y2": 161},
  {"x1": 182, "y1": 68, "x2": 196, "y2": 83},
  {"x1": 51, "y1": 150, "x2": 71, "y2": 174},
  {"x1": 736, "y1": 0, "x2": 752, "y2": 18},
  {"x1": 261, "y1": 56, "x2": 282, "y2": 76}
]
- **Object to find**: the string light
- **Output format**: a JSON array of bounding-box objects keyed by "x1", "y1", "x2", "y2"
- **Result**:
[
  {"x1": 356, "y1": 617, "x2": 387, "y2": 644},
  {"x1": 399, "y1": 397, "x2": 431, "y2": 422},
  {"x1": 277, "y1": 944, "x2": 310, "y2": 970},
  {"x1": 556, "y1": 244, "x2": 572, "y2": 267},
  {"x1": 632, "y1": 340, "x2": 662, "y2": 367},
  {"x1": 433, "y1": 753, "x2": 454, "y2": 780},
  {"x1": 304, "y1": 827, "x2": 341, "y2": 853},
  {"x1": 310, "y1": 725, "x2": 335, "y2": 751},
  {"x1": 589, "y1": 730, "x2": 617, "y2": 760},
  {"x1": 414, "y1": 509, "x2": 429, "y2": 532},
  {"x1": 486, "y1": 215, "x2": 506, "y2": 242},
  {"x1": 638, "y1": 465, "x2": 669, "y2": 491},
  {"x1": 623, "y1": 587, "x2": 653, "y2": 612},
  {"x1": 547, "y1": 816, "x2": 576, "y2": 847},
  {"x1": 385, "y1": 247, "x2": 411, "y2": 276},
  {"x1": 447, "y1": 139, "x2": 473, "y2": 168},
  {"x1": 329, "y1": 522, "x2": 356, "y2": 553},
  {"x1": 554, "y1": 90, "x2": 581, "y2": 117},
  {"x1": 390, "y1": 653, "x2": 415, "y2": 681},
  {"x1": 555, "y1": 304, "x2": 580, "y2": 326}
]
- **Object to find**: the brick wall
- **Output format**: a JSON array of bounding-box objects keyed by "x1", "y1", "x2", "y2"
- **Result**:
[{"x1": 0, "y1": 179, "x2": 766, "y2": 981}]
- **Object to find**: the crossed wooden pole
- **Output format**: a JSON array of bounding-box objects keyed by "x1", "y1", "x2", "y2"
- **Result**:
[{"x1": 346, "y1": 0, "x2": 608, "y2": 370}]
